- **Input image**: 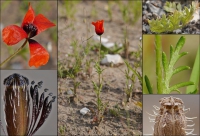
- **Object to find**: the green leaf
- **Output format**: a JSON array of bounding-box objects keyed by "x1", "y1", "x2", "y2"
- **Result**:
[
  {"x1": 186, "y1": 46, "x2": 199, "y2": 94},
  {"x1": 175, "y1": 36, "x2": 185, "y2": 51},
  {"x1": 188, "y1": 89, "x2": 197, "y2": 94},
  {"x1": 169, "y1": 45, "x2": 174, "y2": 61},
  {"x1": 144, "y1": 75, "x2": 153, "y2": 94},
  {"x1": 164, "y1": 1, "x2": 177, "y2": 13},
  {"x1": 148, "y1": 2, "x2": 197, "y2": 33},
  {"x1": 178, "y1": 52, "x2": 188, "y2": 60},
  {"x1": 173, "y1": 66, "x2": 190, "y2": 75},
  {"x1": 171, "y1": 89, "x2": 181, "y2": 94},
  {"x1": 169, "y1": 81, "x2": 194, "y2": 93},
  {"x1": 92, "y1": 81, "x2": 98, "y2": 94}
]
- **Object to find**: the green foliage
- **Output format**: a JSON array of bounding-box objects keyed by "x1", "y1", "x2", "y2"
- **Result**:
[
  {"x1": 186, "y1": 46, "x2": 199, "y2": 94},
  {"x1": 123, "y1": 60, "x2": 142, "y2": 102},
  {"x1": 117, "y1": 1, "x2": 142, "y2": 25},
  {"x1": 148, "y1": 1, "x2": 197, "y2": 33},
  {"x1": 92, "y1": 62, "x2": 107, "y2": 124},
  {"x1": 1, "y1": 1, "x2": 11, "y2": 10},
  {"x1": 144, "y1": 75, "x2": 153, "y2": 94},
  {"x1": 63, "y1": 1, "x2": 79, "y2": 19},
  {"x1": 101, "y1": 44, "x2": 123, "y2": 54},
  {"x1": 145, "y1": 36, "x2": 195, "y2": 94},
  {"x1": 164, "y1": 1, "x2": 182, "y2": 13},
  {"x1": 162, "y1": 36, "x2": 194, "y2": 93},
  {"x1": 58, "y1": 125, "x2": 66, "y2": 135},
  {"x1": 107, "y1": 1, "x2": 113, "y2": 21},
  {"x1": 109, "y1": 105, "x2": 121, "y2": 117}
]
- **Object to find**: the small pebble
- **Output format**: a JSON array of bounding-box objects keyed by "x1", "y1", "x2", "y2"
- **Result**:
[{"x1": 80, "y1": 107, "x2": 90, "y2": 115}]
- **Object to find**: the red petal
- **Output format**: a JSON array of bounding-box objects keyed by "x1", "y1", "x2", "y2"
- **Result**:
[
  {"x1": 2, "y1": 25, "x2": 27, "y2": 45},
  {"x1": 33, "y1": 14, "x2": 55, "y2": 35},
  {"x1": 92, "y1": 20, "x2": 104, "y2": 36},
  {"x1": 21, "y1": 3, "x2": 35, "y2": 27},
  {"x1": 28, "y1": 39, "x2": 49, "y2": 67}
]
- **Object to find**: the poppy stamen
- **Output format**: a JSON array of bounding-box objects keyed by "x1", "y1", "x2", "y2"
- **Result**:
[{"x1": 23, "y1": 23, "x2": 38, "y2": 38}]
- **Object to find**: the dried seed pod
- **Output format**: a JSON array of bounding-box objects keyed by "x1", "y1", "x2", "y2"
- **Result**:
[
  {"x1": 2, "y1": 73, "x2": 56, "y2": 136},
  {"x1": 3, "y1": 73, "x2": 30, "y2": 136},
  {"x1": 153, "y1": 96, "x2": 196, "y2": 136}
]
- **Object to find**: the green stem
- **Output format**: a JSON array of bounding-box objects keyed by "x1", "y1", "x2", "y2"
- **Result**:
[
  {"x1": 98, "y1": 36, "x2": 102, "y2": 119},
  {"x1": 99, "y1": 36, "x2": 101, "y2": 62},
  {"x1": 0, "y1": 39, "x2": 28, "y2": 67},
  {"x1": 155, "y1": 35, "x2": 163, "y2": 94}
]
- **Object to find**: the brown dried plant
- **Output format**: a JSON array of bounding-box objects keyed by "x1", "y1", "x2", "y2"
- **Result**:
[
  {"x1": 147, "y1": 96, "x2": 197, "y2": 136},
  {"x1": 1, "y1": 73, "x2": 56, "y2": 136}
]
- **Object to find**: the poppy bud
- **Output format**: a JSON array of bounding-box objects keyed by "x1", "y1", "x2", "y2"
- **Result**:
[{"x1": 92, "y1": 20, "x2": 104, "y2": 36}]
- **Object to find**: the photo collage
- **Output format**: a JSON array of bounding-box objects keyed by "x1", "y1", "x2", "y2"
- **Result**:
[{"x1": 0, "y1": 0, "x2": 199, "y2": 135}]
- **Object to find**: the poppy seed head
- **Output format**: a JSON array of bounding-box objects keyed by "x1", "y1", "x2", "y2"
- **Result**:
[
  {"x1": 3, "y1": 73, "x2": 29, "y2": 86},
  {"x1": 23, "y1": 23, "x2": 38, "y2": 38}
]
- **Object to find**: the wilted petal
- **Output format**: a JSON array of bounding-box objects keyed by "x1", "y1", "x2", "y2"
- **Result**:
[
  {"x1": 33, "y1": 14, "x2": 55, "y2": 35},
  {"x1": 28, "y1": 39, "x2": 49, "y2": 67},
  {"x1": 21, "y1": 3, "x2": 35, "y2": 27},
  {"x1": 2, "y1": 25, "x2": 27, "y2": 45}
]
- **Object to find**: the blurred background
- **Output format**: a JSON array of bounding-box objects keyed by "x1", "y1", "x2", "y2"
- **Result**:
[
  {"x1": 0, "y1": 1, "x2": 57, "y2": 69},
  {"x1": 143, "y1": 35, "x2": 199, "y2": 94}
]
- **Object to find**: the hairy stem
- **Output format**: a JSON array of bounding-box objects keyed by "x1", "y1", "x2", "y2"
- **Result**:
[{"x1": 155, "y1": 35, "x2": 163, "y2": 94}]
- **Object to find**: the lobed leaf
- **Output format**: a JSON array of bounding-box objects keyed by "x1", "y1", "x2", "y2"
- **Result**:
[
  {"x1": 178, "y1": 52, "x2": 188, "y2": 60},
  {"x1": 173, "y1": 66, "x2": 190, "y2": 75},
  {"x1": 169, "y1": 81, "x2": 194, "y2": 93},
  {"x1": 148, "y1": 2, "x2": 197, "y2": 33}
]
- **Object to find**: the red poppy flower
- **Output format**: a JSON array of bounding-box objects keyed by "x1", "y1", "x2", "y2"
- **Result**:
[
  {"x1": 92, "y1": 20, "x2": 104, "y2": 36},
  {"x1": 2, "y1": 3, "x2": 55, "y2": 67}
]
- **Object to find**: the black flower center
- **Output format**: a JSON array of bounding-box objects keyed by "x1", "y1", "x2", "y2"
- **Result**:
[{"x1": 23, "y1": 23, "x2": 38, "y2": 38}]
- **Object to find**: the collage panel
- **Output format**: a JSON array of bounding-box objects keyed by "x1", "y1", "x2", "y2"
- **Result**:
[
  {"x1": 1, "y1": 1, "x2": 57, "y2": 69},
  {"x1": 143, "y1": 95, "x2": 200, "y2": 135},
  {"x1": 0, "y1": 0, "x2": 199, "y2": 136},
  {"x1": 143, "y1": 35, "x2": 199, "y2": 94},
  {"x1": 142, "y1": 0, "x2": 199, "y2": 34},
  {"x1": 58, "y1": 0, "x2": 142, "y2": 135},
  {"x1": 0, "y1": 70, "x2": 57, "y2": 135}
]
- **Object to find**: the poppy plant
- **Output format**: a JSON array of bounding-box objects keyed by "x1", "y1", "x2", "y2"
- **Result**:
[
  {"x1": 92, "y1": 20, "x2": 104, "y2": 36},
  {"x1": 2, "y1": 3, "x2": 55, "y2": 67}
]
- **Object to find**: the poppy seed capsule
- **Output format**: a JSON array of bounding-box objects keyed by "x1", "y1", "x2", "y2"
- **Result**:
[
  {"x1": 23, "y1": 23, "x2": 38, "y2": 38},
  {"x1": 3, "y1": 73, "x2": 30, "y2": 136}
]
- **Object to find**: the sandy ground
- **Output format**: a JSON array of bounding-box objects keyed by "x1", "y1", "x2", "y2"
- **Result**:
[{"x1": 58, "y1": 1, "x2": 142, "y2": 135}]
